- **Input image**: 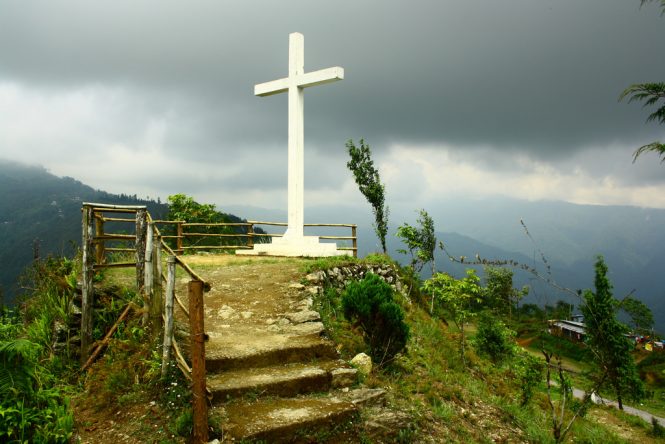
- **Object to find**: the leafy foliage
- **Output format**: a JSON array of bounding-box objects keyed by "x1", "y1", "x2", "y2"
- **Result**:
[
  {"x1": 619, "y1": 82, "x2": 665, "y2": 162},
  {"x1": 0, "y1": 255, "x2": 83, "y2": 442},
  {"x1": 166, "y1": 193, "x2": 264, "y2": 250},
  {"x1": 483, "y1": 266, "x2": 528, "y2": 318},
  {"x1": 0, "y1": 338, "x2": 73, "y2": 442},
  {"x1": 345, "y1": 139, "x2": 389, "y2": 253},
  {"x1": 342, "y1": 273, "x2": 409, "y2": 365},
  {"x1": 514, "y1": 352, "x2": 544, "y2": 406},
  {"x1": 472, "y1": 312, "x2": 516, "y2": 363},
  {"x1": 424, "y1": 270, "x2": 482, "y2": 365},
  {"x1": 581, "y1": 256, "x2": 645, "y2": 410},
  {"x1": 396, "y1": 209, "x2": 436, "y2": 275},
  {"x1": 619, "y1": 296, "x2": 654, "y2": 335}
]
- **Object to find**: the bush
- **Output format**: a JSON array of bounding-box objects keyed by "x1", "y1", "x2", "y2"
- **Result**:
[
  {"x1": 473, "y1": 312, "x2": 516, "y2": 363},
  {"x1": 514, "y1": 352, "x2": 544, "y2": 406},
  {"x1": 342, "y1": 273, "x2": 409, "y2": 366},
  {"x1": 0, "y1": 339, "x2": 73, "y2": 443}
]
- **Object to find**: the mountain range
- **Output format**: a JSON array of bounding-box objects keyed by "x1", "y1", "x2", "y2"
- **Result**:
[{"x1": 2, "y1": 159, "x2": 663, "y2": 332}]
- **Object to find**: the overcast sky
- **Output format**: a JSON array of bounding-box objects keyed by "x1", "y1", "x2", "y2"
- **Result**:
[{"x1": 1, "y1": 0, "x2": 664, "y2": 217}]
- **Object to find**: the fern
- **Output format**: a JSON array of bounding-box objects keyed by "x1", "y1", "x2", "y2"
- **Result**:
[{"x1": 0, "y1": 339, "x2": 40, "y2": 396}]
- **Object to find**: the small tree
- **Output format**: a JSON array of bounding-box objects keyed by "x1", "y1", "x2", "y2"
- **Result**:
[
  {"x1": 424, "y1": 269, "x2": 482, "y2": 366},
  {"x1": 515, "y1": 352, "x2": 544, "y2": 406},
  {"x1": 166, "y1": 194, "x2": 237, "y2": 250},
  {"x1": 346, "y1": 139, "x2": 389, "y2": 253},
  {"x1": 473, "y1": 311, "x2": 515, "y2": 363},
  {"x1": 396, "y1": 209, "x2": 437, "y2": 305},
  {"x1": 342, "y1": 273, "x2": 409, "y2": 366},
  {"x1": 483, "y1": 266, "x2": 528, "y2": 319},
  {"x1": 619, "y1": 296, "x2": 654, "y2": 336},
  {"x1": 581, "y1": 256, "x2": 645, "y2": 410}
]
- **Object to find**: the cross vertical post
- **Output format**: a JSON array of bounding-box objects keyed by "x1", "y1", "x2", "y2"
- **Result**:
[{"x1": 240, "y1": 32, "x2": 348, "y2": 257}]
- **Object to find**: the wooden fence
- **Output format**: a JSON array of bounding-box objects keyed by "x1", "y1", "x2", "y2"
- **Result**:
[
  {"x1": 80, "y1": 202, "x2": 357, "y2": 442},
  {"x1": 152, "y1": 220, "x2": 357, "y2": 257}
]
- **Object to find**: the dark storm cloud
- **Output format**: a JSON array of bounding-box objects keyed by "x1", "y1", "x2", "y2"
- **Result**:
[{"x1": 0, "y1": 0, "x2": 663, "y2": 190}]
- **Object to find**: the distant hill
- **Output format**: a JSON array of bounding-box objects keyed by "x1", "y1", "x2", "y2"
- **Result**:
[
  {"x1": 229, "y1": 201, "x2": 665, "y2": 334},
  {"x1": 0, "y1": 160, "x2": 253, "y2": 304},
  {"x1": 0, "y1": 160, "x2": 167, "y2": 303}
]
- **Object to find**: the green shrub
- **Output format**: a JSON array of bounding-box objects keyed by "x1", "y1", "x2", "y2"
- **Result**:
[
  {"x1": 0, "y1": 339, "x2": 73, "y2": 443},
  {"x1": 342, "y1": 273, "x2": 409, "y2": 366},
  {"x1": 472, "y1": 312, "x2": 516, "y2": 363},
  {"x1": 652, "y1": 417, "x2": 665, "y2": 438},
  {"x1": 514, "y1": 352, "x2": 544, "y2": 406}
]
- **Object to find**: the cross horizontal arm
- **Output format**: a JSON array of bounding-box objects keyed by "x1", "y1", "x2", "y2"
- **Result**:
[
  {"x1": 297, "y1": 67, "x2": 344, "y2": 89},
  {"x1": 254, "y1": 67, "x2": 344, "y2": 97},
  {"x1": 255, "y1": 78, "x2": 289, "y2": 97}
]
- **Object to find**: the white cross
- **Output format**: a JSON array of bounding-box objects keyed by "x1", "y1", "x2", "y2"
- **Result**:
[{"x1": 255, "y1": 32, "x2": 344, "y2": 240}]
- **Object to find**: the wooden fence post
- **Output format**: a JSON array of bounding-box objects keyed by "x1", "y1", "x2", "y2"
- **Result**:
[
  {"x1": 144, "y1": 222, "x2": 154, "y2": 325},
  {"x1": 153, "y1": 232, "x2": 163, "y2": 326},
  {"x1": 248, "y1": 223, "x2": 254, "y2": 249},
  {"x1": 162, "y1": 256, "x2": 176, "y2": 379},
  {"x1": 189, "y1": 280, "x2": 208, "y2": 443},
  {"x1": 81, "y1": 205, "x2": 95, "y2": 363},
  {"x1": 176, "y1": 222, "x2": 183, "y2": 255},
  {"x1": 352, "y1": 225, "x2": 357, "y2": 258},
  {"x1": 135, "y1": 209, "x2": 147, "y2": 308},
  {"x1": 95, "y1": 214, "x2": 105, "y2": 264}
]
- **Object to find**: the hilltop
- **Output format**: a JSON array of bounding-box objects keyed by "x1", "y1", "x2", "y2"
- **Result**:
[{"x1": 0, "y1": 160, "x2": 250, "y2": 304}]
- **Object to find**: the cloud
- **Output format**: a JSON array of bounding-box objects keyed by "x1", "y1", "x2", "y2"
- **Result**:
[
  {"x1": 384, "y1": 143, "x2": 665, "y2": 208},
  {"x1": 0, "y1": 0, "x2": 664, "y2": 212}
]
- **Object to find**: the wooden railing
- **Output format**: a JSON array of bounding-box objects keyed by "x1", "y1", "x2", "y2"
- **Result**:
[
  {"x1": 80, "y1": 202, "x2": 357, "y2": 442},
  {"x1": 153, "y1": 220, "x2": 358, "y2": 257},
  {"x1": 91, "y1": 217, "x2": 357, "y2": 259},
  {"x1": 81, "y1": 202, "x2": 211, "y2": 441}
]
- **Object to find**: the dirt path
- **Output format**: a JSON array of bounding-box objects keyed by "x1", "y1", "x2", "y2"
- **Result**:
[{"x1": 571, "y1": 388, "x2": 665, "y2": 426}]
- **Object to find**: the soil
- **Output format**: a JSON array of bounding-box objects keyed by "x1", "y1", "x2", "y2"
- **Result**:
[{"x1": 71, "y1": 255, "x2": 315, "y2": 444}]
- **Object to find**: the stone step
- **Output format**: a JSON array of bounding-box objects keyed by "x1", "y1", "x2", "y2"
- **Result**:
[
  {"x1": 208, "y1": 363, "x2": 326, "y2": 402},
  {"x1": 213, "y1": 394, "x2": 359, "y2": 443},
  {"x1": 205, "y1": 332, "x2": 339, "y2": 372},
  {"x1": 207, "y1": 361, "x2": 358, "y2": 402}
]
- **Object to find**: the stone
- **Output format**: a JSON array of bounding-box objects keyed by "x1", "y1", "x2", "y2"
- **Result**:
[
  {"x1": 330, "y1": 368, "x2": 357, "y2": 388},
  {"x1": 218, "y1": 305, "x2": 238, "y2": 320},
  {"x1": 289, "y1": 322, "x2": 325, "y2": 336},
  {"x1": 305, "y1": 271, "x2": 325, "y2": 283},
  {"x1": 350, "y1": 353, "x2": 372, "y2": 376},
  {"x1": 338, "y1": 388, "x2": 386, "y2": 407},
  {"x1": 286, "y1": 310, "x2": 320, "y2": 324},
  {"x1": 306, "y1": 286, "x2": 319, "y2": 296},
  {"x1": 363, "y1": 407, "x2": 410, "y2": 435},
  {"x1": 236, "y1": 33, "x2": 348, "y2": 258},
  {"x1": 295, "y1": 297, "x2": 313, "y2": 310},
  {"x1": 289, "y1": 283, "x2": 305, "y2": 290}
]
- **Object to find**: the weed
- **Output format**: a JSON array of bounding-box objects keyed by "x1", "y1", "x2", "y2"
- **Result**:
[
  {"x1": 652, "y1": 416, "x2": 665, "y2": 437},
  {"x1": 431, "y1": 398, "x2": 455, "y2": 421},
  {"x1": 173, "y1": 408, "x2": 193, "y2": 437}
]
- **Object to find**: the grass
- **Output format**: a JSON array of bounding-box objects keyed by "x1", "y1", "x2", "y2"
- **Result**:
[
  {"x1": 308, "y1": 255, "x2": 664, "y2": 442},
  {"x1": 17, "y1": 251, "x2": 658, "y2": 443}
]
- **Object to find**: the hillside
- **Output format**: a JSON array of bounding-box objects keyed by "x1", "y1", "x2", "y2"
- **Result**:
[
  {"x1": 0, "y1": 160, "x2": 252, "y2": 305},
  {"x1": 6, "y1": 253, "x2": 661, "y2": 443},
  {"x1": 230, "y1": 202, "x2": 665, "y2": 333}
]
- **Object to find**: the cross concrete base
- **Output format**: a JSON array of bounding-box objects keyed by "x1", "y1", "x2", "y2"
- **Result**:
[{"x1": 236, "y1": 236, "x2": 350, "y2": 258}]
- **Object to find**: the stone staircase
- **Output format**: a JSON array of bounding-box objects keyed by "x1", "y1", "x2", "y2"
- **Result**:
[{"x1": 185, "y1": 257, "x2": 385, "y2": 442}]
